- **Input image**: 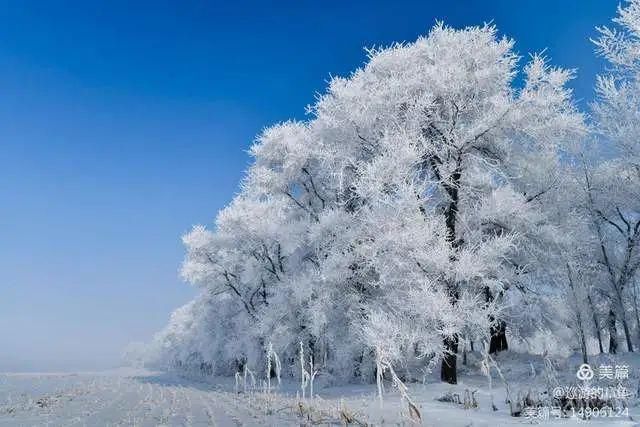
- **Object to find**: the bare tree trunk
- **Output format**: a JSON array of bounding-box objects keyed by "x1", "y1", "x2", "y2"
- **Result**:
[
  {"x1": 621, "y1": 315, "x2": 634, "y2": 352},
  {"x1": 583, "y1": 166, "x2": 630, "y2": 353},
  {"x1": 485, "y1": 288, "x2": 508, "y2": 354},
  {"x1": 566, "y1": 263, "x2": 588, "y2": 363},
  {"x1": 632, "y1": 282, "x2": 640, "y2": 344},
  {"x1": 489, "y1": 320, "x2": 509, "y2": 354},
  {"x1": 353, "y1": 350, "x2": 364, "y2": 379},
  {"x1": 440, "y1": 335, "x2": 458, "y2": 384},
  {"x1": 615, "y1": 287, "x2": 634, "y2": 351},
  {"x1": 461, "y1": 337, "x2": 468, "y2": 366},
  {"x1": 608, "y1": 309, "x2": 618, "y2": 354},
  {"x1": 434, "y1": 156, "x2": 462, "y2": 384},
  {"x1": 580, "y1": 331, "x2": 588, "y2": 364},
  {"x1": 573, "y1": 302, "x2": 588, "y2": 364},
  {"x1": 587, "y1": 293, "x2": 604, "y2": 354}
]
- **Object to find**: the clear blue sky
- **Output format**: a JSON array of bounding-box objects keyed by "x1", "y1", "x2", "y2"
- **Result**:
[{"x1": 0, "y1": 0, "x2": 617, "y2": 371}]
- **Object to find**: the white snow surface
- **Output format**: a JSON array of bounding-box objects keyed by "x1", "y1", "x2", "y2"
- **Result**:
[{"x1": 2, "y1": 354, "x2": 640, "y2": 426}]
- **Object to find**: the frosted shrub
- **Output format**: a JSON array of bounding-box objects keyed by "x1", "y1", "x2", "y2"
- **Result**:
[
  {"x1": 265, "y1": 342, "x2": 281, "y2": 393},
  {"x1": 243, "y1": 364, "x2": 256, "y2": 393},
  {"x1": 299, "y1": 341, "x2": 319, "y2": 400}
]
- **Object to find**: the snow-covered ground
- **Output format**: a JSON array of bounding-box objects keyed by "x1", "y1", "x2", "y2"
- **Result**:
[{"x1": 2, "y1": 354, "x2": 640, "y2": 426}]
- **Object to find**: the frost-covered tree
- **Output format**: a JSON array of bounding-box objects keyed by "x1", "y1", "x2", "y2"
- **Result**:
[
  {"x1": 535, "y1": 167, "x2": 608, "y2": 362},
  {"x1": 587, "y1": 0, "x2": 640, "y2": 353},
  {"x1": 309, "y1": 24, "x2": 583, "y2": 383},
  {"x1": 149, "y1": 22, "x2": 584, "y2": 386}
]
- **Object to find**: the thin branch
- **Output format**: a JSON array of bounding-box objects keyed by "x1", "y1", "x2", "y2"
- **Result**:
[
  {"x1": 616, "y1": 206, "x2": 631, "y2": 233},
  {"x1": 302, "y1": 167, "x2": 326, "y2": 209},
  {"x1": 525, "y1": 177, "x2": 558, "y2": 203},
  {"x1": 284, "y1": 190, "x2": 319, "y2": 222},
  {"x1": 595, "y1": 209, "x2": 626, "y2": 236}
]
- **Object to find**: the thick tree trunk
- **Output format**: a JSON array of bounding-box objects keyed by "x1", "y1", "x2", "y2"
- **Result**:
[
  {"x1": 485, "y1": 287, "x2": 508, "y2": 354},
  {"x1": 608, "y1": 309, "x2": 618, "y2": 354},
  {"x1": 489, "y1": 320, "x2": 508, "y2": 354},
  {"x1": 615, "y1": 288, "x2": 634, "y2": 351},
  {"x1": 632, "y1": 283, "x2": 640, "y2": 344},
  {"x1": 462, "y1": 342, "x2": 467, "y2": 366},
  {"x1": 595, "y1": 318, "x2": 605, "y2": 354},
  {"x1": 574, "y1": 308, "x2": 588, "y2": 364},
  {"x1": 587, "y1": 293, "x2": 604, "y2": 354},
  {"x1": 353, "y1": 350, "x2": 364, "y2": 379},
  {"x1": 432, "y1": 157, "x2": 462, "y2": 384},
  {"x1": 440, "y1": 335, "x2": 459, "y2": 384},
  {"x1": 566, "y1": 264, "x2": 588, "y2": 363},
  {"x1": 621, "y1": 315, "x2": 634, "y2": 352},
  {"x1": 612, "y1": 276, "x2": 634, "y2": 352},
  {"x1": 578, "y1": 326, "x2": 588, "y2": 364}
]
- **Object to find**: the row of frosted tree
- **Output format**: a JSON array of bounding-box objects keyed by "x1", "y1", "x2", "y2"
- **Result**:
[{"x1": 146, "y1": 2, "x2": 640, "y2": 386}]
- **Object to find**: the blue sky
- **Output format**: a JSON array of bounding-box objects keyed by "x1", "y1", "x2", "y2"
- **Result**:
[{"x1": 0, "y1": 0, "x2": 618, "y2": 371}]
